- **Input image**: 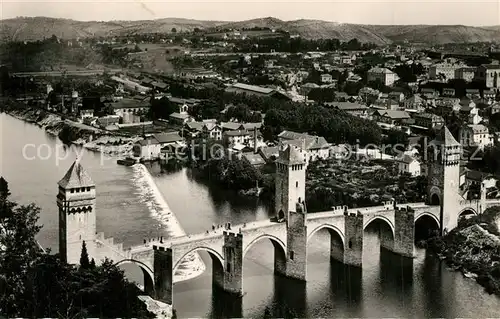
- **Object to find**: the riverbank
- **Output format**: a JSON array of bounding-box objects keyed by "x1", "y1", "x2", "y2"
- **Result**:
[
  {"x1": 0, "y1": 102, "x2": 139, "y2": 157},
  {"x1": 131, "y1": 164, "x2": 206, "y2": 283},
  {"x1": 427, "y1": 208, "x2": 500, "y2": 296}
]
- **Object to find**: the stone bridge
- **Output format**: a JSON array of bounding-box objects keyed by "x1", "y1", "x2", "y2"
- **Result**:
[{"x1": 105, "y1": 198, "x2": 500, "y2": 306}]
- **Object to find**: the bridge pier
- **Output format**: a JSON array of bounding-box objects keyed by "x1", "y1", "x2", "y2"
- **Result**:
[
  {"x1": 392, "y1": 207, "x2": 415, "y2": 257},
  {"x1": 276, "y1": 203, "x2": 307, "y2": 281},
  {"x1": 142, "y1": 267, "x2": 155, "y2": 296},
  {"x1": 153, "y1": 246, "x2": 173, "y2": 305},
  {"x1": 343, "y1": 212, "x2": 363, "y2": 267},
  {"x1": 217, "y1": 231, "x2": 243, "y2": 296}
]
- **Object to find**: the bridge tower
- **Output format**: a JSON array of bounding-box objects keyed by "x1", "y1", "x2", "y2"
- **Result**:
[
  {"x1": 57, "y1": 160, "x2": 96, "y2": 264},
  {"x1": 275, "y1": 144, "x2": 306, "y2": 221},
  {"x1": 426, "y1": 125, "x2": 462, "y2": 235}
]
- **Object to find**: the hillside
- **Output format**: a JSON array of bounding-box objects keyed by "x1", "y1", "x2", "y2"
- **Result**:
[
  {"x1": 2, "y1": 16, "x2": 500, "y2": 45},
  {"x1": 0, "y1": 17, "x2": 226, "y2": 41}
]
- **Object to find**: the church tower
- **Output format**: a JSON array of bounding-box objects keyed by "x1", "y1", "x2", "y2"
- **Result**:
[
  {"x1": 275, "y1": 144, "x2": 306, "y2": 221},
  {"x1": 427, "y1": 125, "x2": 462, "y2": 234},
  {"x1": 57, "y1": 160, "x2": 96, "y2": 264}
]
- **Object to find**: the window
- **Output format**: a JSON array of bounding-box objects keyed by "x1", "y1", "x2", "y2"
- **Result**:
[
  {"x1": 71, "y1": 189, "x2": 74, "y2": 193},
  {"x1": 87, "y1": 187, "x2": 91, "y2": 192},
  {"x1": 290, "y1": 251, "x2": 295, "y2": 260},
  {"x1": 226, "y1": 262, "x2": 231, "y2": 272},
  {"x1": 348, "y1": 240, "x2": 353, "y2": 249},
  {"x1": 296, "y1": 181, "x2": 299, "y2": 187}
]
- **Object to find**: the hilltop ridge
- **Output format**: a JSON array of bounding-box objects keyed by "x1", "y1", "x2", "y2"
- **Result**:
[{"x1": 1, "y1": 16, "x2": 500, "y2": 45}]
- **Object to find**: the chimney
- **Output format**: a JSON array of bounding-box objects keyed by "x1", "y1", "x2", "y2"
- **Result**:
[{"x1": 253, "y1": 126, "x2": 258, "y2": 154}]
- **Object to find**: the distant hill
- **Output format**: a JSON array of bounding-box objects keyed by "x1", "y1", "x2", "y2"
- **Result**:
[{"x1": 2, "y1": 16, "x2": 500, "y2": 45}]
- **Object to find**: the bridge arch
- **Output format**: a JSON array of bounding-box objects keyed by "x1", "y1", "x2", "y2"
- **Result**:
[
  {"x1": 307, "y1": 224, "x2": 345, "y2": 247},
  {"x1": 458, "y1": 207, "x2": 477, "y2": 220},
  {"x1": 414, "y1": 212, "x2": 440, "y2": 228},
  {"x1": 414, "y1": 212, "x2": 441, "y2": 241},
  {"x1": 173, "y1": 246, "x2": 224, "y2": 273},
  {"x1": 363, "y1": 215, "x2": 395, "y2": 238},
  {"x1": 115, "y1": 259, "x2": 155, "y2": 294},
  {"x1": 243, "y1": 234, "x2": 287, "y2": 259},
  {"x1": 429, "y1": 186, "x2": 441, "y2": 206}
]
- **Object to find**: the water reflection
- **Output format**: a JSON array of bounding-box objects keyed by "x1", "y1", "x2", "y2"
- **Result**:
[
  {"x1": 329, "y1": 260, "x2": 363, "y2": 307},
  {"x1": 268, "y1": 275, "x2": 307, "y2": 318},
  {"x1": 379, "y1": 248, "x2": 414, "y2": 309},
  {"x1": 421, "y1": 250, "x2": 447, "y2": 318},
  {"x1": 210, "y1": 286, "x2": 243, "y2": 319}
]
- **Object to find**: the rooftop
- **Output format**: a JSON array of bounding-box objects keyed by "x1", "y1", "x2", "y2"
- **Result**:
[
  {"x1": 58, "y1": 160, "x2": 95, "y2": 189},
  {"x1": 230, "y1": 83, "x2": 275, "y2": 95},
  {"x1": 430, "y1": 125, "x2": 461, "y2": 147},
  {"x1": 277, "y1": 144, "x2": 306, "y2": 165}
]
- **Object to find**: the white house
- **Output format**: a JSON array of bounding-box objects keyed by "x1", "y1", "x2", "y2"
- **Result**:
[
  {"x1": 396, "y1": 155, "x2": 421, "y2": 176},
  {"x1": 459, "y1": 124, "x2": 494, "y2": 149}
]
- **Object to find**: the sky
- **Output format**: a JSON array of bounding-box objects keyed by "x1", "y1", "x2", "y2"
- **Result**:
[{"x1": 2, "y1": 0, "x2": 500, "y2": 26}]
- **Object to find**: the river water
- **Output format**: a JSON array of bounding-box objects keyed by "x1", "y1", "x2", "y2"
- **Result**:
[{"x1": 2, "y1": 113, "x2": 500, "y2": 318}]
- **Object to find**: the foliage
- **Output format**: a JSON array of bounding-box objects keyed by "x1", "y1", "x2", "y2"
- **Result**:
[
  {"x1": 0, "y1": 178, "x2": 154, "y2": 318},
  {"x1": 201, "y1": 156, "x2": 263, "y2": 191},
  {"x1": 263, "y1": 103, "x2": 382, "y2": 146},
  {"x1": 222, "y1": 104, "x2": 262, "y2": 123},
  {"x1": 393, "y1": 63, "x2": 425, "y2": 83},
  {"x1": 427, "y1": 206, "x2": 500, "y2": 296},
  {"x1": 80, "y1": 241, "x2": 90, "y2": 269},
  {"x1": 468, "y1": 145, "x2": 500, "y2": 175},
  {"x1": 149, "y1": 96, "x2": 178, "y2": 120},
  {"x1": 307, "y1": 88, "x2": 337, "y2": 103}
]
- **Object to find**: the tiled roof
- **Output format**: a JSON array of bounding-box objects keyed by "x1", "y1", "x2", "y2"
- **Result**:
[
  {"x1": 231, "y1": 83, "x2": 275, "y2": 94},
  {"x1": 169, "y1": 113, "x2": 190, "y2": 119},
  {"x1": 431, "y1": 125, "x2": 461, "y2": 147},
  {"x1": 225, "y1": 129, "x2": 250, "y2": 137},
  {"x1": 325, "y1": 102, "x2": 368, "y2": 111},
  {"x1": 468, "y1": 124, "x2": 489, "y2": 134},
  {"x1": 58, "y1": 161, "x2": 95, "y2": 189},
  {"x1": 277, "y1": 144, "x2": 306, "y2": 165},
  {"x1": 396, "y1": 154, "x2": 418, "y2": 164},
  {"x1": 242, "y1": 152, "x2": 266, "y2": 165},
  {"x1": 153, "y1": 132, "x2": 183, "y2": 144},
  {"x1": 110, "y1": 98, "x2": 149, "y2": 109}
]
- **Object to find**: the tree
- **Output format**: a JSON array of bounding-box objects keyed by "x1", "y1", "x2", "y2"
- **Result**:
[
  {"x1": 90, "y1": 258, "x2": 96, "y2": 268},
  {"x1": 80, "y1": 241, "x2": 90, "y2": 269},
  {"x1": 171, "y1": 27, "x2": 177, "y2": 33},
  {"x1": 0, "y1": 177, "x2": 11, "y2": 219},
  {"x1": 0, "y1": 199, "x2": 42, "y2": 316}
]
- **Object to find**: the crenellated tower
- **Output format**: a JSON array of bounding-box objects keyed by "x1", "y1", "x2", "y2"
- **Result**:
[
  {"x1": 57, "y1": 160, "x2": 96, "y2": 264},
  {"x1": 275, "y1": 144, "x2": 306, "y2": 221},
  {"x1": 426, "y1": 125, "x2": 462, "y2": 234}
]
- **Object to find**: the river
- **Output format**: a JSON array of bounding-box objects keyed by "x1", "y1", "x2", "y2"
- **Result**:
[{"x1": 2, "y1": 113, "x2": 500, "y2": 318}]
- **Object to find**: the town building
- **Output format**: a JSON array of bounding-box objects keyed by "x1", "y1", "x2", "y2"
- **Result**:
[
  {"x1": 367, "y1": 67, "x2": 397, "y2": 86},
  {"x1": 442, "y1": 88, "x2": 456, "y2": 97},
  {"x1": 413, "y1": 113, "x2": 445, "y2": 129},
  {"x1": 396, "y1": 155, "x2": 421, "y2": 176},
  {"x1": 459, "y1": 124, "x2": 493, "y2": 149},
  {"x1": 324, "y1": 102, "x2": 369, "y2": 117},
  {"x1": 403, "y1": 95, "x2": 425, "y2": 112},
  {"x1": 475, "y1": 64, "x2": 500, "y2": 91},
  {"x1": 109, "y1": 98, "x2": 149, "y2": 123},
  {"x1": 455, "y1": 67, "x2": 476, "y2": 82},
  {"x1": 225, "y1": 83, "x2": 291, "y2": 100},
  {"x1": 429, "y1": 61, "x2": 463, "y2": 80},
  {"x1": 388, "y1": 91, "x2": 405, "y2": 102},
  {"x1": 373, "y1": 110, "x2": 411, "y2": 126},
  {"x1": 277, "y1": 131, "x2": 330, "y2": 163},
  {"x1": 321, "y1": 74, "x2": 333, "y2": 83}
]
